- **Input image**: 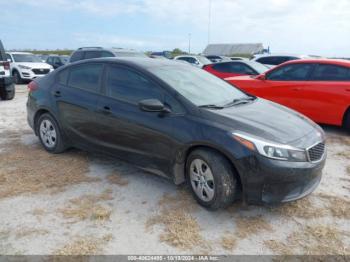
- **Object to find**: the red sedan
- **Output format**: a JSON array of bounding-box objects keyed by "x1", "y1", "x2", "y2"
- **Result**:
[
  {"x1": 203, "y1": 60, "x2": 269, "y2": 79},
  {"x1": 225, "y1": 59, "x2": 350, "y2": 130}
]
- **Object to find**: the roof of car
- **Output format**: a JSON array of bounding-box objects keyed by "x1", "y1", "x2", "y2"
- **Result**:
[
  {"x1": 280, "y1": 58, "x2": 350, "y2": 67},
  {"x1": 7, "y1": 52, "x2": 33, "y2": 55},
  {"x1": 72, "y1": 57, "x2": 190, "y2": 68}
]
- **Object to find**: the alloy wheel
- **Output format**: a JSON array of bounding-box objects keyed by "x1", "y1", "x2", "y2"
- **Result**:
[
  {"x1": 39, "y1": 119, "x2": 57, "y2": 148},
  {"x1": 189, "y1": 159, "x2": 215, "y2": 202}
]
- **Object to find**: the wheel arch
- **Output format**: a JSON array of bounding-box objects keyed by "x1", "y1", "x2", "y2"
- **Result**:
[
  {"x1": 33, "y1": 108, "x2": 56, "y2": 136},
  {"x1": 173, "y1": 144, "x2": 243, "y2": 193}
]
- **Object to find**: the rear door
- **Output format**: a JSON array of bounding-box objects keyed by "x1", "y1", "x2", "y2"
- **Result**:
[
  {"x1": 52, "y1": 63, "x2": 104, "y2": 149},
  {"x1": 252, "y1": 63, "x2": 314, "y2": 113},
  {"x1": 304, "y1": 63, "x2": 350, "y2": 125},
  {"x1": 94, "y1": 64, "x2": 182, "y2": 175}
]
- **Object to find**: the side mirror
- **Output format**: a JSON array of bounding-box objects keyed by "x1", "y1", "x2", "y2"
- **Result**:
[
  {"x1": 256, "y1": 74, "x2": 266, "y2": 80},
  {"x1": 7, "y1": 59, "x2": 12, "y2": 62},
  {"x1": 139, "y1": 99, "x2": 171, "y2": 113}
]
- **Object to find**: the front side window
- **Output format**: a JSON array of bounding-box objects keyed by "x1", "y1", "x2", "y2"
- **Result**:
[
  {"x1": 68, "y1": 63, "x2": 103, "y2": 92},
  {"x1": 267, "y1": 63, "x2": 313, "y2": 81},
  {"x1": 105, "y1": 66, "x2": 162, "y2": 103},
  {"x1": 149, "y1": 65, "x2": 247, "y2": 107},
  {"x1": 310, "y1": 64, "x2": 350, "y2": 81},
  {"x1": 57, "y1": 69, "x2": 69, "y2": 85}
]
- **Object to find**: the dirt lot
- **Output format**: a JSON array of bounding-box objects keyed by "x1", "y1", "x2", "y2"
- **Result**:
[{"x1": 0, "y1": 85, "x2": 349, "y2": 255}]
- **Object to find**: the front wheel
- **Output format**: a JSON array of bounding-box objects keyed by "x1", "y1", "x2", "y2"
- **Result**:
[
  {"x1": 13, "y1": 70, "x2": 22, "y2": 84},
  {"x1": 36, "y1": 113, "x2": 67, "y2": 153},
  {"x1": 0, "y1": 89, "x2": 15, "y2": 100},
  {"x1": 186, "y1": 149, "x2": 238, "y2": 210}
]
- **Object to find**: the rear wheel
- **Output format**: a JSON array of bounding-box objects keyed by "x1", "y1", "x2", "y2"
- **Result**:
[
  {"x1": 344, "y1": 108, "x2": 350, "y2": 132},
  {"x1": 186, "y1": 149, "x2": 238, "y2": 210},
  {"x1": 0, "y1": 89, "x2": 15, "y2": 100},
  {"x1": 36, "y1": 113, "x2": 67, "y2": 153}
]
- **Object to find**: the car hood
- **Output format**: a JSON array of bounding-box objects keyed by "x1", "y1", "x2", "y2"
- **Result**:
[
  {"x1": 201, "y1": 98, "x2": 319, "y2": 145},
  {"x1": 15, "y1": 62, "x2": 52, "y2": 69}
]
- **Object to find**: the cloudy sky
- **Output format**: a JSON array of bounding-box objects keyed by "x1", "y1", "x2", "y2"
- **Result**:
[{"x1": 1, "y1": 0, "x2": 350, "y2": 56}]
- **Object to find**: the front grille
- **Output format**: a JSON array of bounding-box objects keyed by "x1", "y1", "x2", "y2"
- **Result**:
[
  {"x1": 32, "y1": 69, "x2": 50, "y2": 75},
  {"x1": 307, "y1": 142, "x2": 325, "y2": 162}
]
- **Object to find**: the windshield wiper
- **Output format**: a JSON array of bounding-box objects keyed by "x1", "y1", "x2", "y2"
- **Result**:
[
  {"x1": 198, "y1": 104, "x2": 224, "y2": 109},
  {"x1": 224, "y1": 96, "x2": 256, "y2": 108}
]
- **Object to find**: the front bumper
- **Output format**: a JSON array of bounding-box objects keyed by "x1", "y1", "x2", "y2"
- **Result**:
[
  {"x1": 20, "y1": 69, "x2": 53, "y2": 80},
  {"x1": 235, "y1": 153, "x2": 326, "y2": 205}
]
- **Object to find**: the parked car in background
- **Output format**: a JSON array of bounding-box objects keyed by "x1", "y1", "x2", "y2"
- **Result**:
[
  {"x1": 205, "y1": 55, "x2": 230, "y2": 63},
  {"x1": 37, "y1": 54, "x2": 49, "y2": 62},
  {"x1": 203, "y1": 60, "x2": 269, "y2": 79},
  {"x1": 251, "y1": 54, "x2": 314, "y2": 68},
  {"x1": 0, "y1": 40, "x2": 15, "y2": 100},
  {"x1": 46, "y1": 55, "x2": 69, "y2": 69},
  {"x1": 228, "y1": 57, "x2": 249, "y2": 61},
  {"x1": 69, "y1": 47, "x2": 148, "y2": 63},
  {"x1": 225, "y1": 59, "x2": 350, "y2": 131},
  {"x1": 174, "y1": 55, "x2": 211, "y2": 68},
  {"x1": 6, "y1": 52, "x2": 53, "y2": 84},
  {"x1": 27, "y1": 58, "x2": 326, "y2": 209},
  {"x1": 149, "y1": 51, "x2": 172, "y2": 59}
]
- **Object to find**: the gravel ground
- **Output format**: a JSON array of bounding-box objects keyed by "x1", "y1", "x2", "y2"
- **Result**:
[{"x1": 0, "y1": 85, "x2": 349, "y2": 255}]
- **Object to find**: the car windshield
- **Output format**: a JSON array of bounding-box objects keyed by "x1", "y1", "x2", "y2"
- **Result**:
[
  {"x1": 115, "y1": 52, "x2": 148, "y2": 58},
  {"x1": 246, "y1": 61, "x2": 269, "y2": 74},
  {"x1": 12, "y1": 54, "x2": 42, "y2": 62},
  {"x1": 149, "y1": 65, "x2": 248, "y2": 107}
]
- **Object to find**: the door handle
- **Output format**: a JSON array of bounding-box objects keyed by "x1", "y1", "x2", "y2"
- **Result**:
[
  {"x1": 98, "y1": 106, "x2": 111, "y2": 115},
  {"x1": 292, "y1": 87, "x2": 301, "y2": 91},
  {"x1": 53, "y1": 90, "x2": 61, "y2": 97},
  {"x1": 346, "y1": 88, "x2": 350, "y2": 92}
]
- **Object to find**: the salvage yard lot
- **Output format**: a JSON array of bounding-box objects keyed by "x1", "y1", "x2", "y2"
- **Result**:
[{"x1": 0, "y1": 85, "x2": 349, "y2": 255}]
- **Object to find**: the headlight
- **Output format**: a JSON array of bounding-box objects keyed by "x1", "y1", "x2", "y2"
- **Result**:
[
  {"x1": 233, "y1": 132, "x2": 307, "y2": 162},
  {"x1": 18, "y1": 65, "x2": 31, "y2": 70}
]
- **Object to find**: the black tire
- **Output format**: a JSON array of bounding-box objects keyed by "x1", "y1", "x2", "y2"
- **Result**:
[
  {"x1": 36, "y1": 113, "x2": 67, "y2": 153},
  {"x1": 186, "y1": 149, "x2": 238, "y2": 210},
  {"x1": 344, "y1": 109, "x2": 350, "y2": 132},
  {"x1": 13, "y1": 70, "x2": 22, "y2": 84},
  {"x1": 0, "y1": 89, "x2": 15, "y2": 100}
]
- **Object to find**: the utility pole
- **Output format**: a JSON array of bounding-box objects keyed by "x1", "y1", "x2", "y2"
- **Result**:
[
  {"x1": 188, "y1": 33, "x2": 191, "y2": 54},
  {"x1": 208, "y1": 0, "x2": 212, "y2": 44}
]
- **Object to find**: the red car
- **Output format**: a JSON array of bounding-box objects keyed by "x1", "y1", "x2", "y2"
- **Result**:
[
  {"x1": 203, "y1": 61, "x2": 268, "y2": 79},
  {"x1": 225, "y1": 59, "x2": 350, "y2": 130}
]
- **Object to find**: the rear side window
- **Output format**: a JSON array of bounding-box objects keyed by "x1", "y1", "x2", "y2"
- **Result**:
[
  {"x1": 84, "y1": 51, "x2": 102, "y2": 59},
  {"x1": 105, "y1": 65, "x2": 162, "y2": 103},
  {"x1": 213, "y1": 62, "x2": 256, "y2": 74},
  {"x1": 68, "y1": 64, "x2": 103, "y2": 93},
  {"x1": 100, "y1": 51, "x2": 114, "y2": 57},
  {"x1": 70, "y1": 51, "x2": 84, "y2": 62},
  {"x1": 267, "y1": 64, "x2": 313, "y2": 81},
  {"x1": 257, "y1": 56, "x2": 298, "y2": 66},
  {"x1": 57, "y1": 69, "x2": 69, "y2": 85},
  {"x1": 310, "y1": 64, "x2": 350, "y2": 81}
]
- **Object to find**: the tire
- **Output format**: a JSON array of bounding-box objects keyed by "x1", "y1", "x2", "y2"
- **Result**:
[
  {"x1": 36, "y1": 113, "x2": 67, "y2": 153},
  {"x1": 344, "y1": 109, "x2": 350, "y2": 132},
  {"x1": 13, "y1": 70, "x2": 22, "y2": 84},
  {"x1": 186, "y1": 149, "x2": 238, "y2": 210},
  {"x1": 0, "y1": 89, "x2": 15, "y2": 100}
]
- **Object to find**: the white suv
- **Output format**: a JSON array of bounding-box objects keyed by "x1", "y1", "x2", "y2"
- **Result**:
[
  {"x1": 6, "y1": 52, "x2": 53, "y2": 84},
  {"x1": 251, "y1": 54, "x2": 315, "y2": 68}
]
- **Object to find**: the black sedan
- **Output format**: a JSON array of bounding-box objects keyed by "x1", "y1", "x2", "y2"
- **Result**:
[{"x1": 26, "y1": 58, "x2": 326, "y2": 209}]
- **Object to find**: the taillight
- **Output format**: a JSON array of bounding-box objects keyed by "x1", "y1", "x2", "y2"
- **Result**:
[
  {"x1": 3, "y1": 61, "x2": 10, "y2": 70},
  {"x1": 28, "y1": 81, "x2": 38, "y2": 92}
]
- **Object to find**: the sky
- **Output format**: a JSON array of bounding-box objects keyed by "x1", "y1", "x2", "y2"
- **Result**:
[{"x1": 1, "y1": 0, "x2": 350, "y2": 57}]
